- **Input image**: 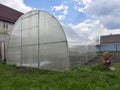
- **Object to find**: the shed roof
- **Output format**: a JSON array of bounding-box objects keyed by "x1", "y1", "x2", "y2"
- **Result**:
[{"x1": 0, "y1": 4, "x2": 23, "y2": 23}]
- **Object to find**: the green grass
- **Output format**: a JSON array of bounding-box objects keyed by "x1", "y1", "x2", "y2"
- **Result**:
[{"x1": 0, "y1": 63, "x2": 120, "y2": 90}]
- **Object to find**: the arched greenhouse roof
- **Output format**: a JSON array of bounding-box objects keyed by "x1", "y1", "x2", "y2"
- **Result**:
[{"x1": 7, "y1": 10, "x2": 96, "y2": 71}]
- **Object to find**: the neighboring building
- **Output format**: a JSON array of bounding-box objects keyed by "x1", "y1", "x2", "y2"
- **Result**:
[
  {"x1": 101, "y1": 34, "x2": 120, "y2": 44},
  {"x1": 0, "y1": 4, "x2": 23, "y2": 61},
  {"x1": 96, "y1": 34, "x2": 120, "y2": 52}
]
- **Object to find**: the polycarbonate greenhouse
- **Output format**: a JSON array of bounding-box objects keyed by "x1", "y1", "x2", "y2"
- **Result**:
[{"x1": 7, "y1": 10, "x2": 96, "y2": 71}]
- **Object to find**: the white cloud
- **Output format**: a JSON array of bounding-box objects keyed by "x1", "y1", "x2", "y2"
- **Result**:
[
  {"x1": 68, "y1": 23, "x2": 74, "y2": 27},
  {"x1": 52, "y1": 4, "x2": 68, "y2": 20},
  {"x1": 73, "y1": 0, "x2": 120, "y2": 44},
  {"x1": 52, "y1": 4, "x2": 68, "y2": 11},
  {"x1": 72, "y1": 19, "x2": 120, "y2": 44},
  {"x1": 57, "y1": 15, "x2": 65, "y2": 20},
  {"x1": 74, "y1": 0, "x2": 91, "y2": 13},
  {"x1": 77, "y1": 0, "x2": 120, "y2": 29},
  {"x1": 0, "y1": 0, "x2": 32, "y2": 13}
]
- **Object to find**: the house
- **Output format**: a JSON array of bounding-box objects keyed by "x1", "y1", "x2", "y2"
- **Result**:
[
  {"x1": 96, "y1": 34, "x2": 120, "y2": 52},
  {"x1": 0, "y1": 4, "x2": 23, "y2": 61}
]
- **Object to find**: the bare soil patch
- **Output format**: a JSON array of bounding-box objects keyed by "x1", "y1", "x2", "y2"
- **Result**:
[{"x1": 84, "y1": 54, "x2": 120, "y2": 66}]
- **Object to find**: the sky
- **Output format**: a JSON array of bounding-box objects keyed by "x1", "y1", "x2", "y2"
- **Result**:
[{"x1": 0, "y1": 0, "x2": 120, "y2": 44}]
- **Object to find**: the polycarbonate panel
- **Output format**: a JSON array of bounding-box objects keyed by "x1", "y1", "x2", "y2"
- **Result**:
[
  {"x1": 21, "y1": 45, "x2": 38, "y2": 68},
  {"x1": 22, "y1": 10, "x2": 38, "y2": 19},
  {"x1": 39, "y1": 11, "x2": 66, "y2": 44},
  {"x1": 8, "y1": 31, "x2": 21, "y2": 47},
  {"x1": 22, "y1": 27, "x2": 38, "y2": 45},
  {"x1": 22, "y1": 17, "x2": 29, "y2": 30},
  {"x1": 22, "y1": 12, "x2": 38, "y2": 30},
  {"x1": 62, "y1": 24, "x2": 96, "y2": 68},
  {"x1": 39, "y1": 42, "x2": 69, "y2": 71},
  {"x1": 22, "y1": 11, "x2": 38, "y2": 30},
  {"x1": 29, "y1": 14, "x2": 39, "y2": 27},
  {"x1": 62, "y1": 24, "x2": 91, "y2": 44},
  {"x1": 91, "y1": 45, "x2": 97, "y2": 59},
  {"x1": 8, "y1": 19, "x2": 21, "y2": 47},
  {"x1": 69, "y1": 45, "x2": 87, "y2": 68},
  {"x1": 87, "y1": 45, "x2": 93, "y2": 61},
  {"x1": 7, "y1": 47, "x2": 21, "y2": 65}
]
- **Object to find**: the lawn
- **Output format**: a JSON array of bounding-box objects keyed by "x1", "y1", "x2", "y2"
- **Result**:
[{"x1": 0, "y1": 63, "x2": 120, "y2": 90}]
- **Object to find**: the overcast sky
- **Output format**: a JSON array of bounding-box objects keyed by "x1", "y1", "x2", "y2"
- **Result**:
[{"x1": 0, "y1": 0, "x2": 120, "y2": 44}]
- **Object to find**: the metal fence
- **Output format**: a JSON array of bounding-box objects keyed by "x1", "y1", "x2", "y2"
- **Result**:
[{"x1": 96, "y1": 44, "x2": 120, "y2": 52}]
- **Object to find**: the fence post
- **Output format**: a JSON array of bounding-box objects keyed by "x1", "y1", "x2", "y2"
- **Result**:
[{"x1": 116, "y1": 44, "x2": 117, "y2": 52}]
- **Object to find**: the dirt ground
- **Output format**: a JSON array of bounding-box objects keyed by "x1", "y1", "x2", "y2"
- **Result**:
[{"x1": 84, "y1": 54, "x2": 120, "y2": 66}]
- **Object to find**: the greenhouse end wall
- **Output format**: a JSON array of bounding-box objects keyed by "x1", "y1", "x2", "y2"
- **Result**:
[{"x1": 7, "y1": 10, "x2": 96, "y2": 71}]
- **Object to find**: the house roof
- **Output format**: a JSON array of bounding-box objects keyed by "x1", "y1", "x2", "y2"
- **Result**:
[
  {"x1": 100, "y1": 34, "x2": 120, "y2": 44},
  {"x1": 0, "y1": 4, "x2": 23, "y2": 23}
]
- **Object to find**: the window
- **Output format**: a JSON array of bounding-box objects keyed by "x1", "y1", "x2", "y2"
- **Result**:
[{"x1": 3, "y1": 22, "x2": 8, "y2": 29}]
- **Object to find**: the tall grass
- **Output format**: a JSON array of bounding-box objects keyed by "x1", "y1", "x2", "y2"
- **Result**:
[{"x1": 0, "y1": 63, "x2": 120, "y2": 90}]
